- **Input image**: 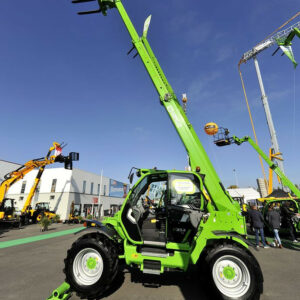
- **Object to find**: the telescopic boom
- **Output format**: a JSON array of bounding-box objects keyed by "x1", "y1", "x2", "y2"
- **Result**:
[{"x1": 73, "y1": 0, "x2": 238, "y2": 212}]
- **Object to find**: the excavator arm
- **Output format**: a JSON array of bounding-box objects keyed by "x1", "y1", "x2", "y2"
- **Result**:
[
  {"x1": 21, "y1": 142, "x2": 62, "y2": 214},
  {"x1": 0, "y1": 143, "x2": 79, "y2": 208},
  {"x1": 0, "y1": 157, "x2": 56, "y2": 206}
]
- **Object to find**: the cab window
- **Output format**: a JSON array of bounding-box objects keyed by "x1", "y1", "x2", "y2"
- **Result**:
[
  {"x1": 168, "y1": 173, "x2": 202, "y2": 208},
  {"x1": 128, "y1": 173, "x2": 168, "y2": 207}
]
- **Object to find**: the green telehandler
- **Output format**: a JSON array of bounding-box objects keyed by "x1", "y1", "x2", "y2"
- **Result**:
[{"x1": 48, "y1": 1, "x2": 263, "y2": 299}]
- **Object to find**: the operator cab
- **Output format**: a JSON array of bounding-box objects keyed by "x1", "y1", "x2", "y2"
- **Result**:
[
  {"x1": 0, "y1": 198, "x2": 16, "y2": 218},
  {"x1": 35, "y1": 202, "x2": 51, "y2": 212},
  {"x1": 121, "y1": 170, "x2": 206, "y2": 245}
]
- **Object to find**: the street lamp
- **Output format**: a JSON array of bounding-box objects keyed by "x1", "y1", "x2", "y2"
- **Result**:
[{"x1": 233, "y1": 169, "x2": 239, "y2": 187}]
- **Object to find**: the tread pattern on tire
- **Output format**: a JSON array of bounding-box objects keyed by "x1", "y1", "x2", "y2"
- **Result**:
[
  {"x1": 203, "y1": 242, "x2": 263, "y2": 300},
  {"x1": 63, "y1": 232, "x2": 119, "y2": 300}
]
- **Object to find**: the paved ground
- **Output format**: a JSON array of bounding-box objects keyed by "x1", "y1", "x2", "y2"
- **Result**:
[{"x1": 0, "y1": 224, "x2": 299, "y2": 300}]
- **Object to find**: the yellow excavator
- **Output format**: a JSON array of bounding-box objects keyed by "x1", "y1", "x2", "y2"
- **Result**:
[
  {"x1": 0, "y1": 143, "x2": 79, "y2": 226},
  {"x1": 20, "y1": 143, "x2": 79, "y2": 225}
]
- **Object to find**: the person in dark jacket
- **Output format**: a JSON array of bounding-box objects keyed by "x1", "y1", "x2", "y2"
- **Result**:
[
  {"x1": 266, "y1": 205, "x2": 282, "y2": 248},
  {"x1": 248, "y1": 205, "x2": 269, "y2": 248},
  {"x1": 281, "y1": 201, "x2": 299, "y2": 243}
]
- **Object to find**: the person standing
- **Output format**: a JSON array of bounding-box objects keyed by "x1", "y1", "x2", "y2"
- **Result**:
[
  {"x1": 281, "y1": 201, "x2": 299, "y2": 243},
  {"x1": 266, "y1": 205, "x2": 282, "y2": 248},
  {"x1": 248, "y1": 205, "x2": 269, "y2": 248}
]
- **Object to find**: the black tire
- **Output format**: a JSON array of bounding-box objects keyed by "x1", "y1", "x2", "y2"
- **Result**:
[
  {"x1": 203, "y1": 243, "x2": 263, "y2": 300},
  {"x1": 64, "y1": 233, "x2": 119, "y2": 300}
]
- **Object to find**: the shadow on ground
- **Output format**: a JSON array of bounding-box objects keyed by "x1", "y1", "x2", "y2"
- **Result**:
[
  {"x1": 0, "y1": 228, "x2": 9, "y2": 238},
  {"x1": 100, "y1": 266, "x2": 126, "y2": 299},
  {"x1": 92, "y1": 264, "x2": 215, "y2": 300}
]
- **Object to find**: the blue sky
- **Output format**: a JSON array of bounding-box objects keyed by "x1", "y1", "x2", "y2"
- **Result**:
[{"x1": 0, "y1": 0, "x2": 299, "y2": 188}]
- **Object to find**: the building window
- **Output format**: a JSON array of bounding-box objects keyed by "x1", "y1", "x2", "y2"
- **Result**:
[
  {"x1": 103, "y1": 185, "x2": 106, "y2": 196},
  {"x1": 50, "y1": 195, "x2": 55, "y2": 200},
  {"x1": 51, "y1": 179, "x2": 57, "y2": 193},
  {"x1": 83, "y1": 180, "x2": 86, "y2": 194},
  {"x1": 97, "y1": 184, "x2": 100, "y2": 195},
  {"x1": 20, "y1": 181, "x2": 26, "y2": 194},
  {"x1": 19, "y1": 196, "x2": 24, "y2": 201},
  {"x1": 90, "y1": 182, "x2": 94, "y2": 195}
]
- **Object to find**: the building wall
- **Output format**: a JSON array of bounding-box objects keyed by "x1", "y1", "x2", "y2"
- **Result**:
[
  {"x1": 2, "y1": 163, "x2": 126, "y2": 221},
  {"x1": 71, "y1": 169, "x2": 110, "y2": 196},
  {"x1": 227, "y1": 188, "x2": 260, "y2": 204},
  {"x1": 6, "y1": 168, "x2": 73, "y2": 194},
  {"x1": 8, "y1": 191, "x2": 71, "y2": 220}
]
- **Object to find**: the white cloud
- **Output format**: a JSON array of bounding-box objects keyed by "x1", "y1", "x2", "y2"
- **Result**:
[
  {"x1": 215, "y1": 45, "x2": 234, "y2": 63},
  {"x1": 187, "y1": 71, "x2": 222, "y2": 101}
]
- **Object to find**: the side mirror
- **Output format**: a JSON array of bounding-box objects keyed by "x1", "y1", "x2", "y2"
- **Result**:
[{"x1": 129, "y1": 173, "x2": 134, "y2": 184}]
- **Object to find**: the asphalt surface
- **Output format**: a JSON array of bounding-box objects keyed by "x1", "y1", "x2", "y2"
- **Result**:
[{"x1": 0, "y1": 224, "x2": 299, "y2": 300}]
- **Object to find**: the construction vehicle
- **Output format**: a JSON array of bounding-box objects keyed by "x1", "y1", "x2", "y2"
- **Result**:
[
  {"x1": 261, "y1": 198, "x2": 300, "y2": 235},
  {"x1": 66, "y1": 202, "x2": 82, "y2": 224},
  {"x1": 0, "y1": 157, "x2": 57, "y2": 226},
  {"x1": 211, "y1": 127, "x2": 300, "y2": 234},
  {"x1": 19, "y1": 143, "x2": 79, "y2": 225},
  {"x1": 29, "y1": 202, "x2": 56, "y2": 223},
  {"x1": 0, "y1": 198, "x2": 18, "y2": 227},
  {"x1": 212, "y1": 127, "x2": 300, "y2": 199},
  {"x1": 0, "y1": 143, "x2": 79, "y2": 226},
  {"x1": 48, "y1": 1, "x2": 263, "y2": 299}
]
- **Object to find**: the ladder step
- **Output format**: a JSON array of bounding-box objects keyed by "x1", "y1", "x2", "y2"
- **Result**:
[
  {"x1": 143, "y1": 240, "x2": 166, "y2": 247},
  {"x1": 141, "y1": 251, "x2": 168, "y2": 258},
  {"x1": 140, "y1": 246, "x2": 169, "y2": 258},
  {"x1": 143, "y1": 268, "x2": 161, "y2": 275},
  {"x1": 143, "y1": 259, "x2": 161, "y2": 275}
]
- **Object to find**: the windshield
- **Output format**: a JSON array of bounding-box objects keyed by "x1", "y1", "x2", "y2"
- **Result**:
[{"x1": 36, "y1": 203, "x2": 49, "y2": 210}]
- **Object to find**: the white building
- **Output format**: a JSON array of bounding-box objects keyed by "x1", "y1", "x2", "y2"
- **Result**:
[
  {"x1": 1, "y1": 160, "x2": 127, "y2": 221},
  {"x1": 227, "y1": 188, "x2": 260, "y2": 205}
]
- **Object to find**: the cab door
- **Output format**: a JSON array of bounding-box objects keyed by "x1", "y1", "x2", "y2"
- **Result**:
[{"x1": 120, "y1": 172, "x2": 168, "y2": 243}]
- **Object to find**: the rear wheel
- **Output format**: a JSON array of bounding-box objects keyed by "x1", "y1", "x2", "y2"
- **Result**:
[
  {"x1": 204, "y1": 243, "x2": 263, "y2": 300},
  {"x1": 36, "y1": 212, "x2": 44, "y2": 222},
  {"x1": 64, "y1": 233, "x2": 118, "y2": 299}
]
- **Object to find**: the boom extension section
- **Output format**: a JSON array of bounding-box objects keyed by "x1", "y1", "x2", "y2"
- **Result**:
[
  {"x1": 72, "y1": 0, "x2": 238, "y2": 213},
  {"x1": 213, "y1": 128, "x2": 300, "y2": 198}
]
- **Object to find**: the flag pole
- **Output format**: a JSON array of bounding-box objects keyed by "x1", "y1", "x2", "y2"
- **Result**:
[{"x1": 98, "y1": 169, "x2": 103, "y2": 218}]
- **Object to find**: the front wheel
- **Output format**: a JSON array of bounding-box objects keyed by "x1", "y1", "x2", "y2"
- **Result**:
[
  {"x1": 204, "y1": 244, "x2": 263, "y2": 300},
  {"x1": 64, "y1": 233, "x2": 118, "y2": 299}
]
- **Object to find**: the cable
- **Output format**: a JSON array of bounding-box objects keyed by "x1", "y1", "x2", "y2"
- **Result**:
[{"x1": 238, "y1": 65, "x2": 268, "y2": 188}]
